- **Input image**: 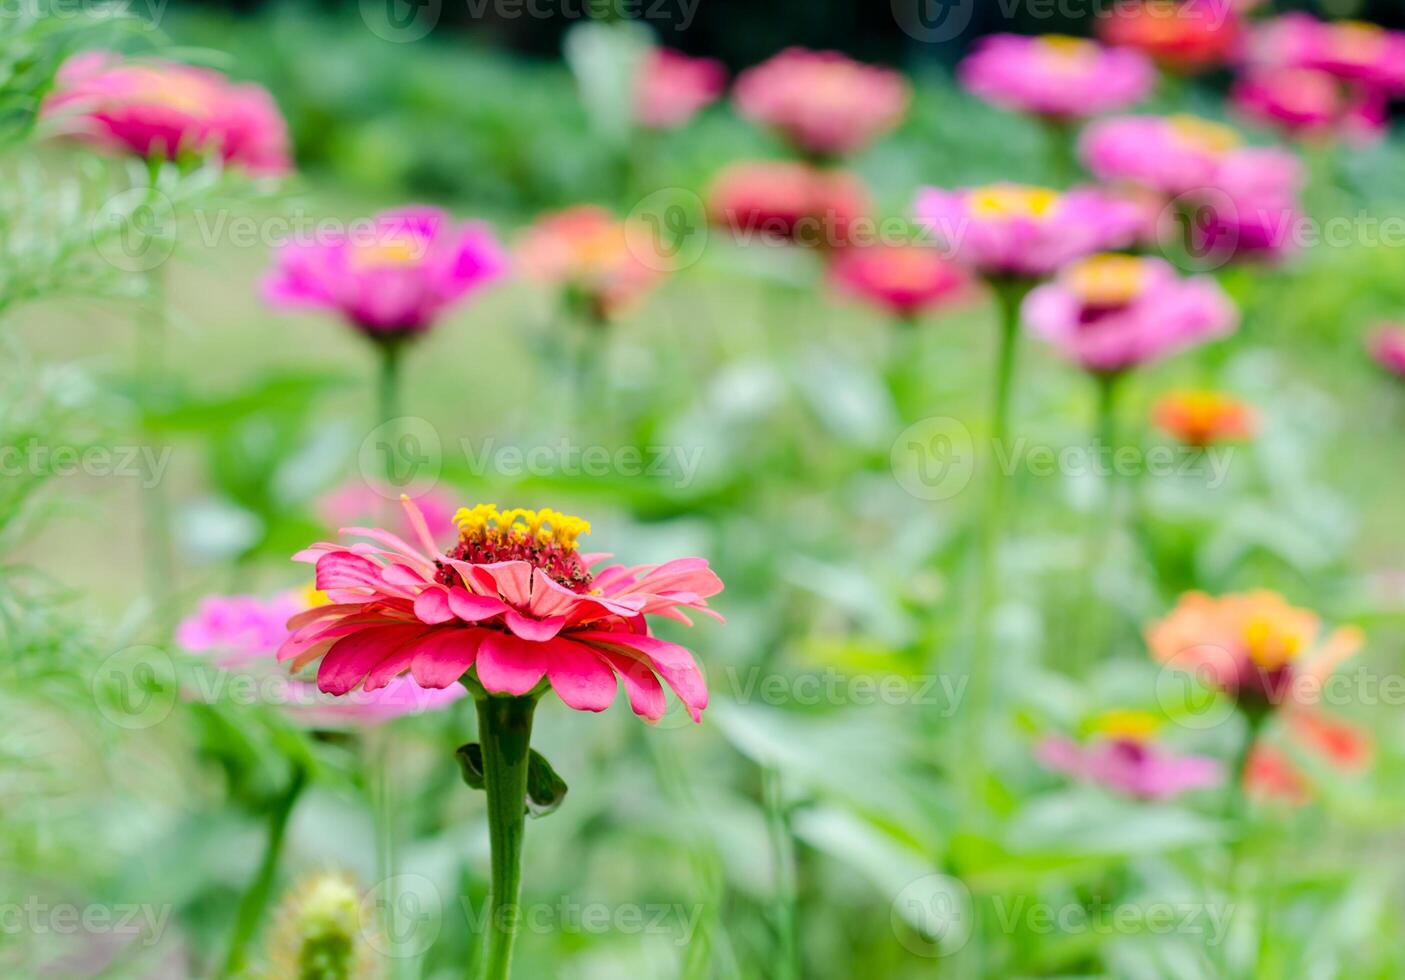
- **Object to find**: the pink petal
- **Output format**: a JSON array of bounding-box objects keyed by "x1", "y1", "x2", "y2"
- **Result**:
[
  {"x1": 317, "y1": 625, "x2": 430, "y2": 695},
  {"x1": 596, "y1": 648, "x2": 666, "y2": 722},
  {"x1": 413, "y1": 587, "x2": 455, "y2": 625},
  {"x1": 543, "y1": 637, "x2": 618, "y2": 712},
  {"x1": 286, "y1": 602, "x2": 363, "y2": 632},
  {"x1": 400, "y1": 494, "x2": 445, "y2": 556},
  {"x1": 315, "y1": 551, "x2": 385, "y2": 593},
  {"x1": 504, "y1": 610, "x2": 567, "y2": 642},
  {"x1": 475, "y1": 561, "x2": 535, "y2": 604},
  {"x1": 475, "y1": 631, "x2": 548, "y2": 696},
  {"x1": 573, "y1": 630, "x2": 708, "y2": 722},
  {"x1": 410, "y1": 629, "x2": 487, "y2": 688},
  {"x1": 447, "y1": 588, "x2": 511, "y2": 622}
]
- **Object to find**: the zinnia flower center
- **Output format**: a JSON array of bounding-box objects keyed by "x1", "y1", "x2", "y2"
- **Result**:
[
  {"x1": 439, "y1": 504, "x2": 595, "y2": 593},
  {"x1": 1168, "y1": 114, "x2": 1241, "y2": 155},
  {"x1": 1091, "y1": 708, "x2": 1161, "y2": 743},
  {"x1": 1067, "y1": 254, "x2": 1147, "y2": 308},
  {"x1": 969, "y1": 184, "x2": 1060, "y2": 219},
  {"x1": 349, "y1": 238, "x2": 428, "y2": 272},
  {"x1": 1037, "y1": 35, "x2": 1097, "y2": 68},
  {"x1": 1241, "y1": 616, "x2": 1306, "y2": 669}
]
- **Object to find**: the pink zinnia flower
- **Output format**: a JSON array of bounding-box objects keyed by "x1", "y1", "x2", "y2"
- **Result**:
[
  {"x1": 280, "y1": 500, "x2": 723, "y2": 723},
  {"x1": 178, "y1": 591, "x2": 465, "y2": 726},
  {"x1": 1247, "y1": 14, "x2": 1405, "y2": 93},
  {"x1": 1036, "y1": 710, "x2": 1223, "y2": 801},
  {"x1": 636, "y1": 48, "x2": 726, "y2": 130},
  {"x1": 1081, "y1": 114, "x2": 1247, "y2": 197},
  {"x1": 733, "y1": 48, "x2": 910, "y2": 158},
  {"x1": 1368, "y1": 325, "x2": 1405, "y2": 379},
  {"x1": 41, "y1": 51, "x2": 290, "y2": 175},
  {"x1": 1233, "y1": 66, "x2": 1387, "y2": 143},
  {"x1": 1098, "y1": 0, "x2": 1246, "y2": 73},
  {"x1": 826, "y1": 242, "x2": 971, "y2": 320},
  {"x1": 517, "y1": 205, "x2": 665, "y2": 321},
  {"x1": 913, "y1": 183, "x2": 1142, "y2": 279},
  {"x1": 958, "y1": 34, "x2": 1155, "y2": 120},
  {"x1": 1183, "y1": 147, "x2": 1303, "y2": 265},
  {"x1": 706, "y1": 160, "x2": 870, "y2": 249},
  {"x1": 1024, "y1": 254, "x2": 1237, "y2": 373},
  {"x1": 263, "y1": 206, "x2": 508, "y2": 339}
]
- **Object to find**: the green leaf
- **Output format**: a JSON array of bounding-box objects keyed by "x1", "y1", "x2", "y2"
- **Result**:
[
  {"x1": 454, "y1": 743, "x2": 569, "y2": 818},
  {"x1": 455, "y1": 742, "x2": 485, "y2": 791}
]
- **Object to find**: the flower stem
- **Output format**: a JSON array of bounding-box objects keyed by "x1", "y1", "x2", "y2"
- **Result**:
[
  {"x1": 475, "y1": 694, "x2": 538, "y2": 980},
  {"x1": 377, "y1": 338, "x2": 404, "y2": 431},
  {"x1": 139, "y1": 261, "x2": 176, "y2": 631},
  {"x1": 763, "y1": 767, "x2": 799, "y2": 980},
  {"x1": 1073, "y1": 372, "x2": 1125, "y2": 673},
  {"x1": 221, "y1": 763, "x2": 307, "y2": 978}
]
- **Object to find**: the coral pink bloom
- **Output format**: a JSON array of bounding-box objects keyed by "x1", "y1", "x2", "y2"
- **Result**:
[
  {"x1": 1368, "y1": 325, "x2": 1405, "y2": 379},
  {"x1": 1081, "y1": 114, "x2": 1247, "y2": 197},
  {"x1": 281, "y1": 500, "x2": 723, "y2": 723},
  {"x1": 1146, "y1": 590, "x2": 1363, "y2": 711},
  {"x1": 913, "y1": 183, "x2": 1142, "y2": 280},
  {"x1": 1037, "y1": 709, "x2": 1222, "y2": 801},
  {"x1": 517, "y1": 205, "x2": 664, "y2": 321},
  {"x1": 263, "y1": 206, "x2": 508, "y2": 339},
  {"x1": 178, "y1": 591, "x2": 465, "y2": 727},
  {"x1": 318, "y1": 481, "x2": 460, "y2": 544},
  {"x1": 706, "y1": 160, "x2": 870, "y2": 249},
  {"x1": 958, "y1": 34, "x2": 1155, "y2": 120},
  {"x1": 636, "y1": 48, "x2": 726, "y2": 129},
  {"x1": 1245, "y1": 712, "x2": 1372, "y2": 805},
  {"x1": 1098, "y1": 0, "x2": 1245, "y2": 73},
  {"x1": 827, "y1": 243, "x2": 971, "y2": 319},
  {"x1": 1247, "y1": 14, "x2": 1405, "y2": 93},
  {"x1": 1233, "y1": 66, "x2": 1387, "y2": 143},
  {"x1": 1153, "y1": 389, "x2": 1257, "y2": 447},
  {"x1": 733, "y1": 48, "x2": 910, "y2": 158},
  {"x1": 41, "y1": 51, "x2": 290, "y2": 175},
  {"x1": 1024, "y1": 254, "x2": 1237, "y2": 374}
]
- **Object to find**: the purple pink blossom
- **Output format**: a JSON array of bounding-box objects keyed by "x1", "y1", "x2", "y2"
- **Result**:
[{"x1": 958, "y1": 34, "x2": 1155, "y2": 120}]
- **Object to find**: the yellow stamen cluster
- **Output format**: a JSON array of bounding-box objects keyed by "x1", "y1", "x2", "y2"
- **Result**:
[
  {"x1": 1168, "y1": 114, "x2": 1242, "y2": 155},
  {"x1": 970, "y1": 184, "x2": 1061, "y2": 220},
  {"x1": 453, "y1": 504, "x2": 591, "y2": 549},
  {"x1": 1090, "y1": 709, "x2": 1161, "y2": 743},
  {"x1": 1067, "y1": 253, "x2": 1148, "y2": 307},
  {"x1": 1037, "y1": 34, "x2": 1097, "y2": 63}
]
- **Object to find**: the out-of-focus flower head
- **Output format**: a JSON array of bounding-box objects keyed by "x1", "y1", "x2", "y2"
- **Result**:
[
  {"x1": 1246, "y1": 711, "x2": 1372, "y2": 805},
  {"x1": 826, "y1": 242, "x2": 972, "y2": 320},
  {"x1": 282, "y1": 498, "x2": 723, "y2": 724},
  {"x1": 636, "y1": 48, "x2": 726, "y2": 130},
  {"x1": 958, "y1": 34, "x2": 1156, "y2": 120},
  {"x1": 1153, "y1": 389, "x2": 1257, "y2": 447},
  {"x1": 914, "y1": 183, "x2": 1143, "y2": 280},
  {"x1": 1233, "y1": 66, "x2": 1387, "y2": 143},
  {"x1": 517, "y1": 205, "x2": 665, "y2": 322},
  {"x1": 1247, "y1": 14, "x2": 1405, "y2": 94},
  {"x1": 1082, "y1": 114, "x2": 1249, "y2": 197},
  {"x1": 1036, "y1": 708, "x2": 1224, "y2": 800},
  {"x1": 263, "y1": 206, "x2": 508, "y2": 340},
  {"x1": 707, "y1": 160, "x2": 870, "y2": 250},
  {"x1": 1098, "y1": 0, "x2": 1247, "y2": 73},
  {"x1": 267, "y1": 873, "x2": 375, "y2": 980},
  {"x1": 1368, "y1": 324, "x2": 1405, "y2": 379},
  {"x1": 1181, "y1": 146, "x2": 1304, "y2": 265},
  {"x1": 733, "y1": 48, "x2": 911, "y2": 159},
  {"x1": 41, "y1": 51, "x2": 291, "y2": 175},
  {"x1": 1146, "y1": 590, "x2": 1363, "y2": 711},
  {"x1": 1024, "y1": 255, "x2": 1237, "y2": 373}
]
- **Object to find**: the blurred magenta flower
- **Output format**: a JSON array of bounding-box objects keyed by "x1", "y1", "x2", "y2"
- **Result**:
[
  {"x1": 1024, "y1": 254, "x2": 1237, "y2": 373},
  {"x1": 1368, "y1": 324, "x2": 1405, "y2": 379},
  {"x1": 1037, "y1": 710, "x2": 1223, "y2": 801},
  {"x1": 42, "y1": 51, "x2": 290, "y2": 175},
  {"x1": 958, "y1": 34, "x2": 1155, "y2": 120},
  {"x1": 733, "y1": 48, "x2": 910, "y2": 158},
  {"x1": 913, "y1": 183, "x2": 1142, "y2": 280},
  {"x1": 827, "y1": 242, "x2": 971, "y2": 320},
  {"x1": 282, "y1": 499, "x2": 723, "y2": 723},
  {"x1": 1081, "y1": 114, "x2": 1247, "y2": 196},
  {"x1": 517, "y1": 205, "x2": 665, "y2": 321},
  {"x1": 1233, "y1": 66, "x2": 1386, "y2": 142},
  {"x1": 1184, "y1": 147, "x2": 1303, "y2": 265},
  {"x1": 1152, "y1": 389, "x2": 1257, "y2": 447},
  {"x1": 317, "y1": 481, "x2": 460, "y2": 543},
  {"x1": 636, "y1": 48, "x2": 726, "y2": 129},
  {"x1": 707, "y1": 160, "x2": 870, "y2": 249},
  {"x1": 263, "y1": 206, "x2": 508, "y2": 339},
  {"x1": 1247, "y1": 14, "x2": 1405, "y2": 93},
  {"x1": 178, "y1": 590, "x2": 465, "y2": 727},
  {"x1": 1146, "y1": 590, "x2": 1363, "y2": 711},
  {"x1": 1098, "y1": 0, "x2": 1246, "y2": 73}
]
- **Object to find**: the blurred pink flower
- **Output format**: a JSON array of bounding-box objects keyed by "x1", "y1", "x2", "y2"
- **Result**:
[
  {"x1": 733, "y1": 48, "x2": 910, "y2": 158},
  {"x1": 516, "y1": 205, "x2": 664, "y2": 321},
  {"x1": 1182, "y1": 146, "x2": 1304, "y2": 265},
  {"x1": 1247, "y1": 14, "x2": 1405, "y2": 93},
  {"x1": 1024, "y1": 254, "x2": 1236, "y2": 373},
  {"x1": 42, "y1": 51, "x2": 290, "y2": 175},
  {"x1": 318, "y1": 481, "x2": 460, "y2": 543},
  {"x1": 1098, "y1": 0, "x2": 1246, "y2": 73},
  {"x1": 282, "y1": 500, "x2": 723, "y2": 723},
  {"x1": 1368, "y1": 325, "x2": 1405, "y2": 379},
  {"x1": 913, "y1": 183, "x2": 1142, "y2": 279},
  {"x1": 1081, "y1": 114, "x2": 1246, "y2": 196},
  {"x1": 636, "y1": 48, "x2": 726, "y2": 129},
  {"x1": 826, "y1": 242, "x2": 971, "y2": 320},
  {"x1": 1233, "y1": 66, "x2": 1387, "y2": 142},
  {"x1": 1037, "y1": 721, "x2": 1223, "y2": 801},
  {"x1": 707, "y1": 160, "x2": 870, "y2": 249},
  {"x1": 263, "y1": 206, "x2": 508, "y2": 339},
  {"x1": 958, "y1": 34, "x2": 1155, "y2": 120},
  {"x1": 178, "y1": 591, "x2": 465, "y2": 727}
]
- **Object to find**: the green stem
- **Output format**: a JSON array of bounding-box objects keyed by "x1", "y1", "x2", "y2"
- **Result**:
[
  {"x1": 221, "y1": 764, "x2": 307, "y2": 978},
  {"x1": 763, "y1": 767, "x2": 799, "y2": 980},
  {"x1": 377, "y1": 338, "x2": 404, "y2": 430},
  {"x1": 476, "y1": 695, "x2": 538, "y2": 980},
  {"x1": 1039, "y1": 116, "x2": 1077, "y2": 188},
  {"x1": 1073, "y1": 372, "x2": 1124, "y2": 675},
  {"x1": 139, "y1": 261, "x2": 176, "y2": 631}
]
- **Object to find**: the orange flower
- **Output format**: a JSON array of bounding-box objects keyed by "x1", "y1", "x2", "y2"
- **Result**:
[
  {"x1": 1244, "y1": 712, "x2": 1372, "y2": 805},
  {"x1": 1153, "y1": 389, "x2": 1257, "y2": 447},
  {"x1": 516, "y1": 206, "x2": 664, "y2": 321}
]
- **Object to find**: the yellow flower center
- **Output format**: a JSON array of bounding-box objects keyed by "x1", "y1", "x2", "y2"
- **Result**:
[
  {"x1": 1091, "y1": 709, "x2": 1161, "y2": 742},
  {"x1": 1067, "y1": 253, "x2": 1148, "y2": 307},
  {"x1": 1037, "y1": 35, "x2": 1097, "y2": 67},
  {"x1": 453, "y1": 504, "x2": 591, "y2": 550},
  {"x1": 348, "y1": 238, "x2": 426, "y2": 272},
  {"x1": 969, "y1": 184, "x2": 1061, "y2": 220},
  {"x1": 301, "y1": 585, "x2": 331, "y2": 609},
  {"x1": 1168, "y1": 114, "x2": 1242, "y2": 155}
]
